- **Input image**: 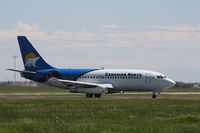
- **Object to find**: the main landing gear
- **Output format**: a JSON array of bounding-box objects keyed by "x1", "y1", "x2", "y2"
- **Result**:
[
  {"x1": 86, "y1": 93, "x2": 102, "y2": 98},
  {"x1": 86, "y1": 93, "x2": 93, "y2": 98}
]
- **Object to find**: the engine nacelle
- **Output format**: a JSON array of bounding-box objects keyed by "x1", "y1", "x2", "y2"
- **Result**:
[{"x1": 70, "y1": 86, "x2": 107, "y2": 94}]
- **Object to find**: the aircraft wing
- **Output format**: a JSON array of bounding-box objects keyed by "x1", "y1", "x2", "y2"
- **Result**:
[{"x1": 53, "y1": 78, "x2": 113, "y2": 89}]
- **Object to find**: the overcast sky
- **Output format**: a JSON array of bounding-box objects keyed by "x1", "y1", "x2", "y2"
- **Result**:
[{"x1": 0, "y1": 0, "x2": 200, "y2": 82}]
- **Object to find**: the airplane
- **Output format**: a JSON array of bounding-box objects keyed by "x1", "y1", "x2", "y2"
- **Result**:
[{"x1": 7, "y1": 36, "x2": 176, "y2": 98}]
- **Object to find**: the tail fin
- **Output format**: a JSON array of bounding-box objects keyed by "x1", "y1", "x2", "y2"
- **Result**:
[{"x1": 17, "y1": 36, "x2": 53, "y2": 71}]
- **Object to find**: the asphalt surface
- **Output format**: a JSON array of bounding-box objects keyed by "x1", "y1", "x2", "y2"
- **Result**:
[
  {"x1": 0, "y1": 92, "x2": 200, "y2": 99},
  {"x1": 0, "y1": 92, "x2": 200, "y2": 96}
]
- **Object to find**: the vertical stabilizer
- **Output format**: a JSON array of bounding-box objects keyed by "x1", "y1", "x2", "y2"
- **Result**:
[{"x1": 17, "y1": 36, "x2": 53, "y2": 70}]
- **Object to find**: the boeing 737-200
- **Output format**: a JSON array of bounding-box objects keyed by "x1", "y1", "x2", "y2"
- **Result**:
[{"x1": 7, "y1": 36, "x2": 176, "y2": 98}]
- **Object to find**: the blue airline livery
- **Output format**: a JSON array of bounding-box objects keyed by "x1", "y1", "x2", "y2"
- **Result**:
[{"x1": 8, "y1": 36, "x2": 176, "y2": 98}]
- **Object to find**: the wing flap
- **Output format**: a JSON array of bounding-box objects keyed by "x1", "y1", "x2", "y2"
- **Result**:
[{"x1": 57, "y1": 79, "x2": 99, "y2": 88}]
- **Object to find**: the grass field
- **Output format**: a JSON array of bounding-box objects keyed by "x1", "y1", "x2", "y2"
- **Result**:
[
  {"x1": 0, "y1": 96, "x2": 200, "y2": 133},
  {"x1": 0, "y1": 86, "x2": 200, "y2": 133}
]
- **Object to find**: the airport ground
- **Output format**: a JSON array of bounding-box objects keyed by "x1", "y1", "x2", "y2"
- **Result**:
[{"x1": 0, "y1": 86, "x2": 200, "y2": 133}]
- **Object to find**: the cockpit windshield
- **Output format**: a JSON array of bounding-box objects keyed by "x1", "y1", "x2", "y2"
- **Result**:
[{"x1": 157, "y1": 75, "x2": 166, "y2": 79}]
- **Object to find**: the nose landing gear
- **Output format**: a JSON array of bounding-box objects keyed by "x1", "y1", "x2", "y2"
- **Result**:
[
  {"x1": 152, "y1": 94, "x2": 156, "y2": 99},
  {"x1": 152, "y1": 90, "x2": 162, "y2": 99}
]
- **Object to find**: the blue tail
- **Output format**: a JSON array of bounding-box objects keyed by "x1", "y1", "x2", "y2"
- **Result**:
[{"x1": 17, "y1": 36, "x2": 53, "y2": 71}]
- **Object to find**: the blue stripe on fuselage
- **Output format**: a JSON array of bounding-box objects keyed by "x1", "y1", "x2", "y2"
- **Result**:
[{"x1": 55, "y1": 68, "x2": 98, "y2": 80}]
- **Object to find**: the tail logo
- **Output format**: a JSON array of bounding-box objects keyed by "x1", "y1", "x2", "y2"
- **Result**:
[{"x1": 24, "y1": 53, "x2": 40, "y2": 67}]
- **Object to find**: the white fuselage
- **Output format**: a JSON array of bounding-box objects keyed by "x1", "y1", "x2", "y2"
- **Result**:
[
  {"x1": 45, "y1": 69, "x2": 175, "y2": 94},
  {"x1": 76, "y1": 69, "x2": 175, "y2": 93}
]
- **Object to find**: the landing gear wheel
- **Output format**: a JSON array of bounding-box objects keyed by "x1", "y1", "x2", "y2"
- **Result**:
[
  {"x1": 94, "y1": 94, "x2": 101, "y2": 98},
  {"x1": 86, "y1": 93, "x2": 93, "y2": 98},
  {"x1": 152, "y1": 94, "x2": 156, "y2": 99}
]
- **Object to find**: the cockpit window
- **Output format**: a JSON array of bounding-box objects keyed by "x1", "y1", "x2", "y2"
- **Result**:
[{"x1": 157, "y1": 75, "x2": 164, "y2": 79}]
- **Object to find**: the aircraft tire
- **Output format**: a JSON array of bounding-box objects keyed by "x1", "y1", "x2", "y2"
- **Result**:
[
  {"x1": 86, "y1": 93, "x2": 93, "y2": 98},
  {"x1": 94, "y1": 94, "x2": 101, "y2": 98},
  {"x1": 152, "y1": 94, "x2": 156, "y2": 99}
]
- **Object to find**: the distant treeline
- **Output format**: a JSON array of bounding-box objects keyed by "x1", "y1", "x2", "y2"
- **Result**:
[
  {"x1": 174, "y1": 82, "x2": 200, "y2": 88},
  {"x1": 0, "y1": 81, "x2": 42, "y2": 87}
]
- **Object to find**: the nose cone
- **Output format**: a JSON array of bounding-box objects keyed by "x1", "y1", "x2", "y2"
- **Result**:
[{"x1": 166, "y1": 78, "x2": 176, "y2": 88}]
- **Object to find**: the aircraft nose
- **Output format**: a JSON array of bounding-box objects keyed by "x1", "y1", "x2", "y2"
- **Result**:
[{"x1": 166, "y1": 78, "x2": 176, "y2": 88}]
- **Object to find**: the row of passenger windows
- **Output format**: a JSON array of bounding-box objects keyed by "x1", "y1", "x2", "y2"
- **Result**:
[{"x1": 79, "y1": 76, "x2": 142, "y2": 79}]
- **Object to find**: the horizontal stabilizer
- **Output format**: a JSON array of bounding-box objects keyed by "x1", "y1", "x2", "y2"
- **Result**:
[{"x1": 7, "y1": 68, "x2": 36, "y2": 74}]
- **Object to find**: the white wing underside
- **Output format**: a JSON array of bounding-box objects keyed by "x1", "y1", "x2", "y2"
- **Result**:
[{"x1": 56, "y1": 78, "x2": 113, "y2": 89}]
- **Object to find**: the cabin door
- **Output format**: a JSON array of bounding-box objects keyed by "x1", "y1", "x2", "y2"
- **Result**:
[{"x1": 145, "y1": 73, "x2": 151, "y2": 84}]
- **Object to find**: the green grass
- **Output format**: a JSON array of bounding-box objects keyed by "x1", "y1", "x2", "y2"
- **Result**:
[
  {"x1": 0, "y1": 85, "x2": 200, "y2": 132},
  {"x1": 0, "y1": 97, "x2": 200, "y2": 133},
  {"x1": 0, "y1": 85, "x2": 68, "y2": 93}
]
